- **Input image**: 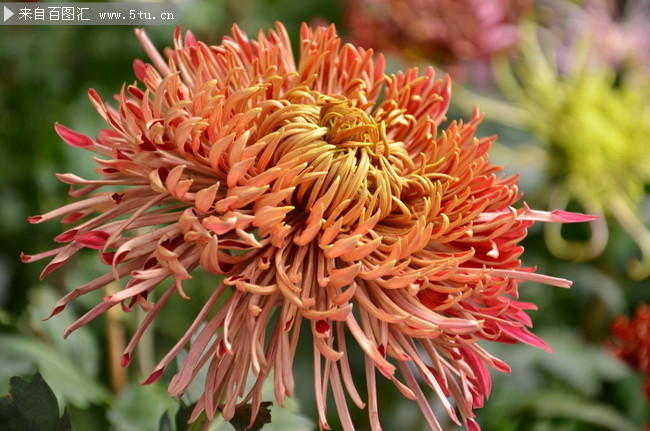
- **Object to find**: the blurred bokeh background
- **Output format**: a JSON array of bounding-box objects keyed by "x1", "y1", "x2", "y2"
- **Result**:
[{"x1": 0, "y1": 0, "x2": 648, "y2": 429}]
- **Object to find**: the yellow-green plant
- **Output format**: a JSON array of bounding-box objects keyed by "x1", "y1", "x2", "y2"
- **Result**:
[{"x1": 496, "y1": 24, "x2": 650, "y2": 279}]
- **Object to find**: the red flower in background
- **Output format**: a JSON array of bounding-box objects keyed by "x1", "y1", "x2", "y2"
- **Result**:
[
  {"x1": 345, "y1": 0, "x2": 531, "y2": 67},
  {"x1": 24, "y1": 23, "x2": 593, "y2": 430},
  {"x1": 609, "y1": 304, "x2": 650, "y2": 400}
]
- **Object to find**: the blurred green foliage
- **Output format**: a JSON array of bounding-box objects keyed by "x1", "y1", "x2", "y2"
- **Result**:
[{"x1": 0, "y1": 0, "x2": 648, "y2": 430}]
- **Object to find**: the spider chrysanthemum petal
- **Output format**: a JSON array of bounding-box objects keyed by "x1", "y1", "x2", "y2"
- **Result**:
[{"x1": 26, "y1": 23, "x2": 591, "y2": 430}]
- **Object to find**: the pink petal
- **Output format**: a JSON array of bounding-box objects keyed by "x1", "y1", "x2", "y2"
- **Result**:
[
  {"x1": 76, "y1": 230, "x2": 110, "y2": 249},
  {"x1": 55, "y1": 123, "x2": 94, "y2": 148},
  {"x1": 550, "y1": 209, "x2": 598, "y2": 223},
  {"x1": 133, "y1": 58, "x2": 147, "y2": 81}
]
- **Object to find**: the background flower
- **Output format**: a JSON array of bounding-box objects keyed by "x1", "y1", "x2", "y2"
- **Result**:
[
  {"x1": 535, "y1": 0, "x2": 650, "y2": 82},
  {"x1": 493, "y1": 12, "x2": 650, "y2": 280},
  {"x1": 344, "y1": 0, "x2": 531, "y2": 82},
  {"x1": 608, "y1": 303, "x2": 650, "y2": 400}
]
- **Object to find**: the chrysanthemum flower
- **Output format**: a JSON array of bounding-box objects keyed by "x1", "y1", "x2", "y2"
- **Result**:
[
  {"x1": 24, "y1": 23, "x2": 593, "y2": 430},
  {"x1": 494, "y1": 17, "x2": 650, "y2": 280},
  {"x1": 608, "y1": 304, "x2": 650, "y2": 400},
  {"x1": 345, "y1": 0, "x2": 530, "y2": 68}
]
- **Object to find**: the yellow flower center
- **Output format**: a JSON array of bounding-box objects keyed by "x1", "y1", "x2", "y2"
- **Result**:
[{"x1": 320, "y1": 101, "x2": 380, "y2": 148}]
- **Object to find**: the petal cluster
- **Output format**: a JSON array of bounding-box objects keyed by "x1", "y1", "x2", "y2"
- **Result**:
[{"x1": 25, "y1": 23, "x2": 591, "y2": 430}]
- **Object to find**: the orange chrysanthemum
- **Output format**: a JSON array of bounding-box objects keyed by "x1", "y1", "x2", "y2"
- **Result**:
[{"x1": 24, "y1": 23, "x2": 594, "y2": 430}]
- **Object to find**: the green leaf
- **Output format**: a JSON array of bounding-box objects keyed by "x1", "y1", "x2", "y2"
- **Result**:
[
  {"x1": 266, "y1": 397, "x2": 314, "y2": 431},
  {"x1": 0, "y1": 373, "x2": 73, "y2": 431},
  {"x1": 537, "y1": 329, "x2": 630, "y2": 396},
  {"x1": 528, "y1": 392, "x2": 642, "y2": 431},
  {"x1": 227, "y1": 402, "x2": 272, "y2": 431},
  {"x1": 0, "y1": 334, "x2": 109, "y2": 408},
  {"x1": 107, "y1": 382, "x2": 178, "y2": 431},
  {"x1": 0, "y1": 286, "x2": 109, "y2": 408},
  {"x1": 26, "y1": 286, "x2": 102, "y2": 378}
]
